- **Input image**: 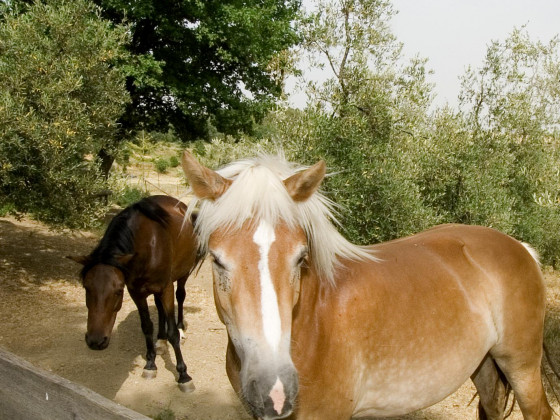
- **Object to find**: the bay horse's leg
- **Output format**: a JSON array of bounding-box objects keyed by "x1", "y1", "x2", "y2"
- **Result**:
[
  {"x1": 132, "y1": 296, "x2": 158, "y2": 379},
  {"x1": 176, "y1": 275, "x2": 188, "y2": 340},
  {"x1": 154, "y1": 295, "x2": 168, "y2": 355},
  {"x1": 159, "y1": 283, "x2": 194, "y2": 392},
  {"x1": 471, "y1": 355, "x2": 509, "y2": 420}
]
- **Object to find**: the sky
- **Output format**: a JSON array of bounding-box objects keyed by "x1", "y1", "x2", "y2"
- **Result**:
[{"x1": 288, "y1": 0, "x2": 560, "y2": 109}]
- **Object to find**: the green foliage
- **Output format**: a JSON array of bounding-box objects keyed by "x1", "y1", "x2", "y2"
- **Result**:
[
  {"x1": 154, "y1": 158, "x2": 170, "y2": 174},
  {"x1": 0, "y1": 0, "x2": 130, "y2": 228},
  {"x1": 415, "y1": 109, "x2": 516, "y2": 230},
  {"x1": 168, "y1": 155, "x2": 180, "y2": 168},
  {"x1": 150, "y1": 154, "x2": 180, "y2": 173},
  {"x1": 457, "y1": 28, "x2": 560, "y2": 265},
  {"x1": 271, "y1": 108, "x2": 439, "y2": 245},
  {"x1": 273, "y1": 10, "x2": 560, "y2": 265},
  {"x1": 151, "y1": 408, "x2": 175, "y2": 420},
  {"x1": 93, "y1": 0, "x2": 301, "y2": 140},
  {"x1": 115, "y1": 185, "x2": 149, "y2": 208},
  {"x1": 275, "y1": 0, "x2": 439, "y2": 244},
  {"x1": 0, "y1": 202, "x2": 17, "y2": 217}
]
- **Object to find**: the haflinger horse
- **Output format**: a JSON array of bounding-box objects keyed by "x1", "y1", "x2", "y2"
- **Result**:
[
  {"x1": 181, "y1": 150, "x2": 553, "y2": 420},
  {"x1": 67, "y1": 195, "x2": 200, "y2": 392}
]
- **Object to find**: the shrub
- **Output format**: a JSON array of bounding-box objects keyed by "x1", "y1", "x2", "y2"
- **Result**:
[
  {"x1": 115, "y1": 186, "x2": 149, "y2": 208},
  {"x1": 168, "y1": 155, "x2": 180, "y2": 168},
  {"x1": 0, "y1": 0, "x2": 130, "y2": 228},
  {"x1": 154, "y1": 158, "x2": 170, "y2": 173}
]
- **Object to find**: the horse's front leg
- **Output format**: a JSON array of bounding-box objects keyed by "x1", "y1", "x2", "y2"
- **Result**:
[
  {"x1": 154, "y1": 295, "x2": 168, "y2": 355},
  {"x1": 159, "y1": 284, "x2": 194, "y2": 392},
  {"x1": 131, "y1": 296, "x2": 157, "y2": 379}
]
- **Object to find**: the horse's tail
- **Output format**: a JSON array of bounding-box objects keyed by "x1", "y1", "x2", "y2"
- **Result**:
[
  {"x1": 521, "y1": 242, "x2": 541, "y2": 266},
  {"x1": 472, "y1": 364, "x2": 515, "y2": 420},
  {"x1": 134, "y1": 197, "x2": 170, "y2": 227}
]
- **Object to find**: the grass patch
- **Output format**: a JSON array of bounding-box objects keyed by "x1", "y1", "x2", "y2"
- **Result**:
[{"x1": 152, "y1": 408, "x2": 175, "y2": 420}]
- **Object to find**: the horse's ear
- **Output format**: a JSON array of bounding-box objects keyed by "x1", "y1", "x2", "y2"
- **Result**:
[
  {"x1": 181, "y1": 151, "x2": 232, "y2": 200},
  {"x1": 66, "y1": 255, "x2": 90, "y2": 266},
  {"x1": 284, "y1": 160, "x2": 326, "y2": 202},
  {"x1": 115, "y1": 254, "x2": 134, "y2": 266}
]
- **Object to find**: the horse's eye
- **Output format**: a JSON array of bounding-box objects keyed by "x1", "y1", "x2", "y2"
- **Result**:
[
  {"x1": 213, "y1": 258, "x2": 225, "y2": 270},
  {"x1": 115, "y1": 289, "x2": 123, "y2": 297},
  {"x1": 210, "y1": 252, "x2": 228, "y2": 272},
  {"x1": 297, "y1": 252, "x2": 309, "y2": 268}
]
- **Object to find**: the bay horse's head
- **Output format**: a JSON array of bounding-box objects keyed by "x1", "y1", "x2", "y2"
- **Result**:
[
  {"x1": 67, "y1": 254, "x2": 132, "y2": 350},
  {"x1": 182, "y1": 151, "x2": 367, "y2": 419}
]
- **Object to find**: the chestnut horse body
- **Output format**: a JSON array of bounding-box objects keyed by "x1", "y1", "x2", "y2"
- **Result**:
[
  {"x1": 68, "y1": 195, "x2": 199, "y2": 391},
  {"x1": 182, "y1": 152, "x2": 552, "y2": 419}
]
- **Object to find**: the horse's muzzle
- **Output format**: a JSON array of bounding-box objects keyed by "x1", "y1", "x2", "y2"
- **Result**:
[
  {"x1": 85, "y1": 333, "x2": 110, "y2": 350},
  {"x1": 244, "y1": 368, "x2": 298, "y2": 419}
]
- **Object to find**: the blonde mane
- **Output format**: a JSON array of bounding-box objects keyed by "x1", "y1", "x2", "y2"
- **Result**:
[{"x1": 186, "y1": 154, "x2": 378, "y2": 284}]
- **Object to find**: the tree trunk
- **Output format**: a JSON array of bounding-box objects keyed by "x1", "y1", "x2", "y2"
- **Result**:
[{"x1": 98, "y1": 148, "x2": 115, "y2": 180}]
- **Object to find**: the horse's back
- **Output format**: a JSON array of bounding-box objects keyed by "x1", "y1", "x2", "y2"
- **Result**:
[
  {"x1": 369, "y1": 223, "x2": 543, "y2": 294},
  {"x1": 365, "y1": 223, "x2": 546, "y2": 340}
]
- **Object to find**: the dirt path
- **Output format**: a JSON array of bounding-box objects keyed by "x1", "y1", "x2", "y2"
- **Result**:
[{"x1": 1, "y1": 215, "x2": 559, "y2": 419}]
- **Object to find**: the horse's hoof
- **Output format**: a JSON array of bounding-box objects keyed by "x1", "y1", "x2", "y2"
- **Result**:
[
  {"x1": 179, "y1": 328, "x2": 186, "y2": 341},
  {"x1": 178, "y1": 381, "x2": 195, "y2": 393},
  {"x1": 155, "y1": 339, "x2": 168, "y2": 355},
  {"x1": 142, "y1": 369, "x2": 157, "y2": 379}
]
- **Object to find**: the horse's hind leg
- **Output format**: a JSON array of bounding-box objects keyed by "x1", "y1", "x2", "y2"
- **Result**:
[
  {"x1": 154, "y1": 296, "x2": 168, "y2": 355},
  {"x1": 494, "y1": 352, "x2": 551, "y2": 420},
  {"x1": 471, "y1": 354, "x2": 509, "y2": 420},
  {"x1": 176, "y1": 275, "x2": 188, "y2": 340}
]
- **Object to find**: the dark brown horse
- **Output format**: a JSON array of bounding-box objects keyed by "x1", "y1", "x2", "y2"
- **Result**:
[
  {"x1": 182, "y1": 151, "x2": 553, "y2": 419},
  {"x1": 68, "y1": 195, "x2": 199, "y2": 392}
]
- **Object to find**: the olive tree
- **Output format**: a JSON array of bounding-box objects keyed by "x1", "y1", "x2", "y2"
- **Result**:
[
  {"x1": 280, "y1": 0, "x2": 440, "y2": 244},
  {"x1": 0, "y1": 0, "x2": 130, "y2": 227}
]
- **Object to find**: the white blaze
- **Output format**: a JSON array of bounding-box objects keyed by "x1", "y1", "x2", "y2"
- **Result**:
[{"x1": 253, "y1": 220, "x2": 281, "y2": 352}]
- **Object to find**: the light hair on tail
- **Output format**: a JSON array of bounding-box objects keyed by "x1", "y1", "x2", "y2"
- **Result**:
[{"x1": 521, "y1": 242, "x2": 541, "y2": 266}]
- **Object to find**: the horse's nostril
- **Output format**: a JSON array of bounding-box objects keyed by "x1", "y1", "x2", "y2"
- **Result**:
[
  {"x1": 249, "y1": 379, "x2": 259, "y2": 399},
  {"x1": 85, "y1": 334, "x2": 109, "y2": 350}
]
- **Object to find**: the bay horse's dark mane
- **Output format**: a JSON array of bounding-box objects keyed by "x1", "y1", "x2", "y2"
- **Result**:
[{"x1": 80, "y1": 198, "x2": 170, "y2": 280}]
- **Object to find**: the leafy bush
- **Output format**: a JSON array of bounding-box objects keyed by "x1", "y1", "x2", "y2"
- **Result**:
[
  {"x1": 115, "y1": 185, "x2": 149, "y2": 208},
  {"x1": 270, "y1": 22, "x2": 560, "y2": 265},
  {"x1": 455, "y1": 28, "x2": 560, "y2": 265},
  {"x1": 0, "y1": 0, "x2": 130, "y2": 228},
  {"x1": 0, "y1": 203, "x2": 16, "y2": 218},
  {"x1": 154, "y1": 158, "x2": 170, "y2": 174},
  {"x1": 168, "y1": 155, "x2": 180, "y2": 168}
]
